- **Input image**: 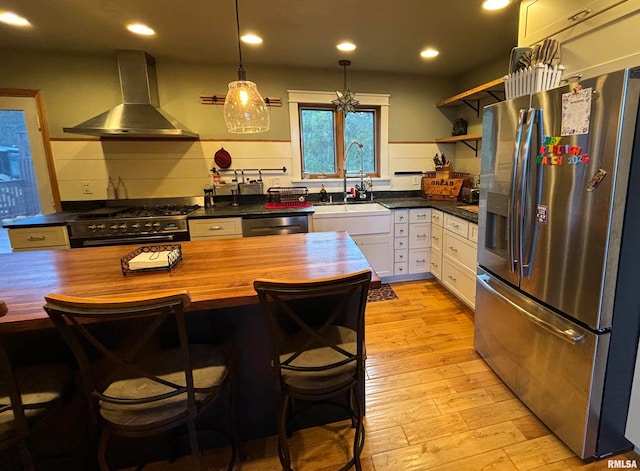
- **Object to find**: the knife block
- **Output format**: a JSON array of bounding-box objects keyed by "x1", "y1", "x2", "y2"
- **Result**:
[{"x1": 435, "y1": 163, "x2": 452, "y2": 180}]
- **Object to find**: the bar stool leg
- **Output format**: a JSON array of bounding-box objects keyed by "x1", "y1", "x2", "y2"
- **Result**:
[{"x1": 277, "y1": 393, "x2": 292, "y2": 471}]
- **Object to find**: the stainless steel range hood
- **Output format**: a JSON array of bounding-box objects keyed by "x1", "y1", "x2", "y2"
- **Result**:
[{"x1": 63, "y1": 50, "x2": 199, "y2": 139}]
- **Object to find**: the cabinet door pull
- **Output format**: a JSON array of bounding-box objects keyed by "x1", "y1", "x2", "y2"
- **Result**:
[
  {"x1": 449, "y1": 246, "x2": 458, "y2": 252},
  {"x1": 416, "y1": 234, "x2": 426, "y2": 238},
  {"x1": 568, "y1": 8, "x2": 591, "y2": 21},
  {"x1": 28, "y1": 235, "x2": 46, "y2": 241},
  {"x1": 208, "y1": 226, "x2": 223, "y2": 231},
  {"x1": 448, "y1": 275, "x2": 457, "y2": 282},
  {"x1": 416, "y1": 214, "x2": 427, "y2": 218}
]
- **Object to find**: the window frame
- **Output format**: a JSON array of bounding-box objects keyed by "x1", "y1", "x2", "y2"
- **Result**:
[
  {"x1": 288, "y1": 90, "x2": 390, "y2": 183},
  {"x1": 298, "y1": 103, "x2": 380, "y2": 179}
]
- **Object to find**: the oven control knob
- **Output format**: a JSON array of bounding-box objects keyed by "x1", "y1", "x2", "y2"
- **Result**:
[
  {"x1": 96, "y1": 224, "x2": 106, "y2": 232},
  {"x1": 144, "y1": 222, "x2": 153, "y2": 231},
  {"x1": 152, "y1": 222, "x2": 161, "y2": 230},
  {"x1": 87, "y1": 224, "x2": 96, "y2": 232},
  {"x1": 110, "y1": 224, "x2": 119, "y2": 232},
  {"x1": 131, "y1": 223, "x2": 141, "y2": 231},
  {"x1": 119, "y1": 224, "x2": 127, "y2": 232}
]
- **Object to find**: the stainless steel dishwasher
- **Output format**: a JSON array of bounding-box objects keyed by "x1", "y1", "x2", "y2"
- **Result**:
[{"x1": 241, "y1": 215, "x2": 308, "y2": 237}]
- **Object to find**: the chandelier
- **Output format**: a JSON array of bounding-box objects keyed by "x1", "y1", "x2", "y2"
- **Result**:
[{"x1": 332, "y1": 60, "x2": 359, "y2": 114}]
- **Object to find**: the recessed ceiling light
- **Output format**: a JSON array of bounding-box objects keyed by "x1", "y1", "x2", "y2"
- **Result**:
[
  {"x1": 337, "y1": 42, "x2": 357, "y2": 52},
  {"x1": 0, "y1": 11, "x2": 31, "y2": 27},
  {"x1": 482, "y1": 0, "x2": 511, "y2": 10},
  {"x1": 126, "y1": 23, "x2": 155, "y2": 36},
  {"x1": 420, "y1": 48, "x2": 439, "y2": 59},
  {"x1": 241, "y1": 34, "x2": 263, "y2": 45}
]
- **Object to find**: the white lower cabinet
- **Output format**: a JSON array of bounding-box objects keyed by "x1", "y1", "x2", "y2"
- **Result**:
[
  {"x1": 430, "y1": 246, "x2": 442, "y2": 279},
  {"x1": 441, "y1": 215, "x2": 478, "y2": 310},
  {"x1": 312, "y1": 212, "x2": 392, "y2": 278},
  {"x1": 352, "y1": 234, "x2": 393, "y2": 278},
  {"x1": 442, "y1": 259, "x2": 476, "y2": 309},
  {"x1": 390, "y1": 208, "x2": 431, "y2": 280},
  {"x1": 431, "y1": 210, "x2": 443, "y2": 281},
  {"x1": 8, "y1": 226, "x2": 70, "y2": 251},
  {"x1": 188, "y1": 217, "x2": 242, "y2": 240}
]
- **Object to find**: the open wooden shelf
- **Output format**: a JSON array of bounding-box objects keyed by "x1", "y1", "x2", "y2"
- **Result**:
[
  {"x1": 435, "y1": 133, "x2": 482, "y2": 156},
  {"x1": 435, "y1": 133, "x2": 482, "y2": 144},
  {"x1": 435, "y1": 77, "x2": 504, "y2": 156},
  {"x1": 436, "y1": 77, "x2": 505, "y2": 109}
]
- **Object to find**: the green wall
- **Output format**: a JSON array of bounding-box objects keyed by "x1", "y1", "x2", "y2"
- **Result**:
[{"x1": 0, "y1": 48, "x2": 505, "y2": 142}]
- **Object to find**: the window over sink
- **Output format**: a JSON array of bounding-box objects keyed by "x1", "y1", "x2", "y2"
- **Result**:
[
  {"x1": 287, "y1": 90, "x2": 390, "y2": 182},
  {"x1": 299, "y1": 104, "x2": 379, "y2": 179}
]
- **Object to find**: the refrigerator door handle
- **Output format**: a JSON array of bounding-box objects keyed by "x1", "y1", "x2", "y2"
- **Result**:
[
  {"x1": 521, "y1": 108, "x2": 544, "y2": 278},
  {"x1": 477, "y1": 273, "x2": 586, "y2": 345},
  {"x1": 509, "y1": 109, "x2": 528, "y2": 273}
]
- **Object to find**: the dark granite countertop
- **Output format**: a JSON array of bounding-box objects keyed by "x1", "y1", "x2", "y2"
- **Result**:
[
  {"x1": 2, "y1": 197, "x2": 477, "y2": 228},
  {"x1": 1, "y1": 212, "x2": 74, "y2": 228},
  {"x1": 377, "y1": 198, "x2": 479, "y2": 223},
  {"x1": 189, "y1": 203, "x2": 315, "y2": 219}
]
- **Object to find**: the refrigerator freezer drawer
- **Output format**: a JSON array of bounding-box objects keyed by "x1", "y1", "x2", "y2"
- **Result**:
[{"x1": 474, "y1": 270, "x2": 608, "y2": 459}]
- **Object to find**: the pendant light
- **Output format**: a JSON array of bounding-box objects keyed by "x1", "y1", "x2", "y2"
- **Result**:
[
  {"x1": 223, "y1": 0, "x2": 269, "y2": 133},
  {"x1": 332, "y1": 60, "x2": 359, "y2": 114}
]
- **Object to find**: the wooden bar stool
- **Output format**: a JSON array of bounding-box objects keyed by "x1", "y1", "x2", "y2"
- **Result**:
[
  {"x1": 254, "y1": 270, "x2": 371, "y2": 471},
  {"x1": 43, "y1": 291, "x2": 236, "y2": 471},
  {"x1": 0, "y1": 300, "x2": 74, "y2": 471}
]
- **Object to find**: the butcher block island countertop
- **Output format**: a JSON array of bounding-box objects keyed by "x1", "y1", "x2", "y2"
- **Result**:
[{"x1": 0, "y1": 231, "x2": 380, "y2": 332}]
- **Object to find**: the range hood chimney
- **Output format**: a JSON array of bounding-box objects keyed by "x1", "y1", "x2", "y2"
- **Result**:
[{"x1": 63, "y1": 50, "x2": 199, "y2": 139}]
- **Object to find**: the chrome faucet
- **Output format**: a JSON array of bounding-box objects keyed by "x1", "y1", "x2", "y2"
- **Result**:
[{"x1": 344, "y1": 141, "x2": 364, "y2": 202}]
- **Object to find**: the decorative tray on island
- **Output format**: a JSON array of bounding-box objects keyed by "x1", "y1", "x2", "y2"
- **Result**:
[{"x1": 120, "y1": 244, "x2": 183, "y2": 276}]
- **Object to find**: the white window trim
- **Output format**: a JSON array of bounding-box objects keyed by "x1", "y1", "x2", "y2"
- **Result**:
[{"x1": 288, "y1": 90, "x2": 390, "y2": 186}]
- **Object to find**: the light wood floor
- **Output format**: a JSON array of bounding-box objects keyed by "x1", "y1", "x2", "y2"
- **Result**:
[{"x1": 133, "y1": 279, "x2": 640, "y2": 471}]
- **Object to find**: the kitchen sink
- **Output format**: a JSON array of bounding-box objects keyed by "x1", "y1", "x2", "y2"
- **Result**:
[{"x1": 312, "y1": 202, "x2": 390, "y2": 217}]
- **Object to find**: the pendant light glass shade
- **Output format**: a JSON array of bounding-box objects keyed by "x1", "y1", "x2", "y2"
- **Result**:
[
  {"x1": 224, "y1": 0, "x2": 270, "y2": 133},
  {"x1": 224, "y1": 79, "x2": 270, "y2": 133}
]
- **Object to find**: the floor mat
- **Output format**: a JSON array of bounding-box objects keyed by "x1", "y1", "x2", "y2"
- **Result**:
[{"x1": 367, "y1": 284, "x2": 398, "y2": 303}]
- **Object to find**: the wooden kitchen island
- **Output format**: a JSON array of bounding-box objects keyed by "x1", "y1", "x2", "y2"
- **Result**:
[
  {"x1": 0, "y1": 231, "x2": 379, "y2": 331},
  {"x1": 0, "y1": 231, "x2": 379, "y2": 453}
]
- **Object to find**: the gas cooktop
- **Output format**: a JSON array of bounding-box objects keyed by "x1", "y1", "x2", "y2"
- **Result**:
[{"x1": 74, "y1": 204, "x2": 200, "y2": 220}]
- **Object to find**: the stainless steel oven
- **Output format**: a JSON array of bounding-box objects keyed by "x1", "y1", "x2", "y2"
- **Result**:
[{"x1": 67, "y1": 199, "x2": 199, "y2": 248}]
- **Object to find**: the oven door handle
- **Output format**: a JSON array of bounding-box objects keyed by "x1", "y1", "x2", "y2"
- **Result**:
[{"x1": 82, "y1": 235, "x2": 176, "y2": 247}]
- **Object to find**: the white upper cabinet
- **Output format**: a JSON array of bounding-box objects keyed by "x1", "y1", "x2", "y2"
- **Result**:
[{"x1": 518, "y1": 0, "x2": 627, "y2": 46}]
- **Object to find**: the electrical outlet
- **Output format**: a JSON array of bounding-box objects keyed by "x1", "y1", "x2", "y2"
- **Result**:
[
  {"x1": 81, "y1": 181, "x2": 92, "y2": 194},
  {"x1": 412, "y1": 176, "x2": 421, "y2": 185},
  {"x1": 271, "y1": 177, "x2": 280, "y2": 187}
]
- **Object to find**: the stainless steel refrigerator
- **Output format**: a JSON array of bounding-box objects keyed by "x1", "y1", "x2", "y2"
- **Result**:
[{"x1": 475, "y1": 66, "x2": 640, "y2": 459}]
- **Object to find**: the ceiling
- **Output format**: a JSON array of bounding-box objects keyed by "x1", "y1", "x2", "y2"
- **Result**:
[{"x1": 0, "y1": 0, "x2": 520, "y2": 77}]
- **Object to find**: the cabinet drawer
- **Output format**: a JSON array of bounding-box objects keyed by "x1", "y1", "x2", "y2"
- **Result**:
[
  {"x1": 394, "y1": 209, "x2": 409, "y2": 224},
  {"x1": 442, "y1": 259, "x2": 476, "y2": 309},
  {"x1": 394, "y1": 248, "x2": 409, "y2": 263},
  {"x1": 409, "y1": 249, "x2": 430, "y2": 274},
  {"x1": 444, "y1": 214, "x2": 468, "y2": 238},
  {"x1": 431, "y1": 209, "x2": 443, "y2": 227},
  {"x1": 9, "y1": 226, "x2": 70, "y2": 250},
  {"x1": 469, "y1": 223, "x2": 478, "y2": 243},
  {"x1": 431, "y1": 224, "x2": 443, "y2": 251},
  {"x1": 409, "y1": 223, "x2": 431, "y2": 249},
  {"x1": 443, "y1": 230, "x2": 477, "y2": 273},
  {"x1": 394, "y1": 262, "x2": 408, "y2": 276},
  {"x1": 430, "y1": 246, "x2": 442, "y2": 280},
  {"x1": 409, "y1": 208, "x2": 431, "y2": 224},
  {"x1": 188, "y1": 218, "x2": 242, "y2": 239},
  {"x1": 394, "y1": 223, "x2": 408, "y2": 238},
  {"x1": 394, "y1": 237, "x2": 408, "y2": 250}
]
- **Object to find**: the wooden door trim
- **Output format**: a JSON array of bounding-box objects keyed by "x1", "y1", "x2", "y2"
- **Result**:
[{"x1": 0, "y1": 88, "x2": 62, "y2": 212}]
